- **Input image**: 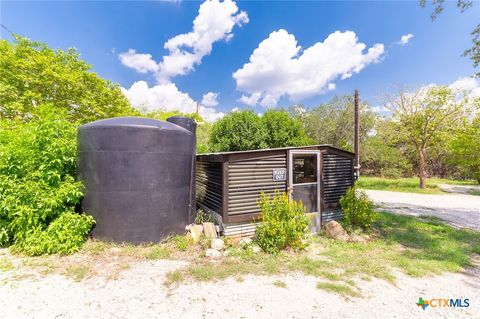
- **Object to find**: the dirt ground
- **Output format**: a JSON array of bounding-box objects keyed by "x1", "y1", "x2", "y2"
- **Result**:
[
  {"x1": 365, "y1": 190, "x2": 480, "y2": 231},
  {"x1": 0, "y1": 256, "x2": 478, "y2": 319}
]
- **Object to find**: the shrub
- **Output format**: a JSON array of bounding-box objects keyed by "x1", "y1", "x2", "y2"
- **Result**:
[
  {"x1": 255, "y1": 191, "x2": 309, "y2": 254},
  {"x1": 339, "y1": 187, "x2": 377, "y2": 231},
  {"x1": 0, "y1": 105, "x2": 95, "y2": 255},
  {"x1": 194, "y1": 208, "x2": 213, "y2": 224}
]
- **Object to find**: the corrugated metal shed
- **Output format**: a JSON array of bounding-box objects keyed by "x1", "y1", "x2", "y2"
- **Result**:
[{"x1": 196, "y1": 145, "x2": 354, "y2": 236}]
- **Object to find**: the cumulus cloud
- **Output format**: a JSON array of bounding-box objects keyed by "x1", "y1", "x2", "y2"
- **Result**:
[
  {"x1": 118, "y1": 0, "x2": 246, "y2": 121},
  {"x1": 231, "y1": 107, "x2": 240, "y2": 112},
  {"x1": 233, "y1": 29, "x2": 384, "y2": 107},
  {"x1": 119, "y1": 0, "x2": 248, "y2": 82},
  {"x1": 201, "y1": 92, "x2": 219, "y2": 107},
  {"x1": 121, "y1": 81, "x2": 224, "y2": 122},
  {"x1": 449, "y1": 77, "x2": 480, "y2": 98},
  {"x1": 398, "y1": 34, "x2": 414, "y2": 46},
  {"x1": 119, "y1": 49, "x2": 159, "y2": 73}
]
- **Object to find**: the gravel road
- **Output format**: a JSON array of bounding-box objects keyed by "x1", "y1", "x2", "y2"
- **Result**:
[
  {"x1": 365, "y1": 190, "x2": 480, "y2": 231},
  {"x1": 0, "y1": 259, "x2": 478, "y2": 319}
]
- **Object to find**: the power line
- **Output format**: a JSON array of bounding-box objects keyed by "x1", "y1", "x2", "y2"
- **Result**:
[{"x1": 0, "y1": 23, "x2": 17, "y2": 39}]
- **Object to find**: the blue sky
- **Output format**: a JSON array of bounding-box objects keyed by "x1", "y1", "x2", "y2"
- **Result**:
[{"x1": 1, "y1": 0, "x2": 479, "y2": 120}]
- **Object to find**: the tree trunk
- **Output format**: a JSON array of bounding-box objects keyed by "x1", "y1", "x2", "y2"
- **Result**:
[{"x1": 418, "y1": 149, "x2": 426, "y2": 189}]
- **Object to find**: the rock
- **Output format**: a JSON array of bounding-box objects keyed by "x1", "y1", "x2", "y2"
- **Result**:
[
  {"x1": 203, "y1": 222, "x2": 217, "y2": 239},
  {"x1": 239, "y1": 237, "x2": 252, "y2": 247},
  {"x1": 250, "y1": 244, "x2": 262, "y2": 253},
  {"x1": 205, "y1": 248, "x2": 222, "y2": 259},
  {"x1": 211, "y1": 238, "x2": 225, "y2": 251},
  {"x1": 323, "y1": 221, "x2": 349, "y2": 241},
  {"x1": 348, "y1": 234, "x2": 368, "y2": 243},
  {"x1": 190, "y1": 224, "x2": 203, "y2": 243},
  {"x1": 185, "y1": 223, "x2": 195, "y2": 231}
]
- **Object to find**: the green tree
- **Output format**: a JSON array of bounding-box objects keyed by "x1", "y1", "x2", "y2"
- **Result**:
[
  {"x1": 383, "y1": 86, "x2": 468, "y2": 188},
  {"x1": 448, "y1": 113, "x2": 480, "y2": 183},
  {"x1": 0, "y1": 37, "x2": 136, "y2": 123},
  {"x1": 209, "y1": 110, "x2": 312, "y2": 152},
  {"x1": 302, "y1": 95, "x2": 376, "y2": 151},
  {"x1": 210, "y1": 110, "x2": 268, "y2": 152},
  {"x1": 261, "y1": 109, "x2": 313, "y2": 148}
]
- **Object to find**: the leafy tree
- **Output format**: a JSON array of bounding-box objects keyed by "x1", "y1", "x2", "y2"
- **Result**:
[
  {"x1": 302, "y1": 95, "x2": 376, "y2": 152},
  {"x1": 261, "y1": 109, "x2": 313, "y2": 148},
  {"x1": 0, "y1": 37, "x2": 136, "y2": 123},
  {"x1": 0, "y1": 104, "x2": 94, "y2": 255},
  {"x1": 383, "y1": 86, "x2": 468, "y2": 188},
  {"x1": 448, "y1": 113, "x2": 480, "y2": 183},
  {"x1": 362, "y1": 136, "x2": 412, "y2": 178},
  {"x1": 420, "y1": 0, "x2": 479, "y2": 76},
  {"x1": 210, "y1": 110, "x2": 268, "y2": 152},
  {"x1": 209, "y1": 110, "x2": 312, "y2": 152}
]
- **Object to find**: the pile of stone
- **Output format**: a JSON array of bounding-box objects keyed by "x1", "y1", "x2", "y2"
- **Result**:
[
  {"x1": 185, "y1": 222, "x2": 225, "y2": 258},
  {"x1": 322, "y1": 220, "x2": 370, "y2": 243}
]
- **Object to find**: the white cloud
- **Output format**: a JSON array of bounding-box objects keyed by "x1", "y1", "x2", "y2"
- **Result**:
[
  {"x1": 370, "y1": 105, "x2": 389, "y2": 114},
  {"x1": 158, "y1": 0, "x2": 248, "y2": 82},
  {"x1": 118, "y1": 1, "x2": 245, "y2": 122},
  {"x1": 201, "y1": 92, "x2": 219, "y2": 107},
  {"x1": 119, "y1": 49, "x2": 159, "y2": 73},
  {"x1": 449, "y1": 77, "x2": 480, "y2": 98},
  {"x1": 119, "y1": 0, "x2": 248, "y2": 82},
  {"x1": 231, "y1": 107, "x2": 240, "y2": 112},
  {"x1": 398, "y1": 34, "x2": 414, "y2": 46},
  {"x1": 233, "y1": 29, "x2": 384, "y2": 107},
  {"x1": 121, "y1": 81, "x2": 224, "y2": 122}
]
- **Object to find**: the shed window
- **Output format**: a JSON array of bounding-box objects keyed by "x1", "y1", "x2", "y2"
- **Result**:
[{"x1": 292, "y1": 154, "x2": 317, "y2": 184}]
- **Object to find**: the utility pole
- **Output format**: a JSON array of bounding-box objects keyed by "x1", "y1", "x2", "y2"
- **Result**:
[{"x1": 354, "y1": 89, "x2": 360, "y2": 180}]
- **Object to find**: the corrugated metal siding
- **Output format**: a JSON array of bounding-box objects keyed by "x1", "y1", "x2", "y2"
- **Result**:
[
  {"x1": 196, "y1": 161, "x2": 223, "y2": 215},
  {"x1": 322, "y1": 152, "x2": 354, "y2": 223},
  {"x1": 321, "y1": 210, "x2": 343, "y2": 223},
  {"x1": 223, "y1": 222, "x2": 259, "y2": 237},
  {"x1": 228, "y1": 154, "x2": 287, "y2": 216}
]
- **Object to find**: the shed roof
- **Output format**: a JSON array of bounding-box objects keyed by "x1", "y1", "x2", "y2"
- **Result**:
[{"x1": 197, "y1": 144, "x2": 354, "y2": 156}]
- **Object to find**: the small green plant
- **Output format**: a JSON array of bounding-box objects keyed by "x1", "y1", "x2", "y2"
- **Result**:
[
  {"x1": 144, "y1": 246, "x2": 170, "y2": 260},
  {"x1": 340, "y1": 187, "x2": 377, "y2": 231},
  {"x1": 173, "y1": 235, "x2": 190, "y2": 251},
  {"x1": 254, "y1": 191, "x2": 309, "y2": 254},
  {"x1": 273, "y1": 280, "x2": 287, "y2": 288},
  {"x1": 64, "y1": 264, "x2": 91, "y2": 282},
  {"x1": 194, "y1": 208, "x2": 214, "y2": 224}
]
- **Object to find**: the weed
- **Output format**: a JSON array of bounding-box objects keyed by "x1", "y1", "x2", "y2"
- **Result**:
[
  {"x1": 173, "y1": 235, "x2": 190, "y2": 251},
  {"x1": 165, "y1": 270, "x2": 184, "y2": 286},
  {"x1": 144, "y1": 246, "x2": 170, "y2": 260},
  {"x1": 0, "y1": 258, "x2": 14, "y2": 272},
  {"x1": 316, "y1": 282, "x2": 359, "y2": 297},
  {"x1": 64, "y1": 264, "x2": 91, "y2": 281},
  {"x1": 273, "y1": 280, "x2": 287, "y2": 288}
]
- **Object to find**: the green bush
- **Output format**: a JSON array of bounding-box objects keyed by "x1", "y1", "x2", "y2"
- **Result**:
[
  {"x1": 0, "y1": 105, "x2": 95, "y2": 255},
  {"x1": 254, "y1": 191, "x2": 309, "y2": 254},
  {"x1": 194, "y1": 208, "x2": 214, "y2": 224},
  {"x1": 339, "y1": 187, "x2": 377, "y2": 231}
]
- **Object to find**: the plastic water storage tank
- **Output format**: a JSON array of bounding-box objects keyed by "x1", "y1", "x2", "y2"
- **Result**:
[{"x1": 77, "y1": 117, "x2": 196, "y2": 243}]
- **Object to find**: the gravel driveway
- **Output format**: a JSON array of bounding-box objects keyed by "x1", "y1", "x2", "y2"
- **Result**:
[
  {"x1": 365, "y1": 190, "x2": 480, "y2": 231},
  {"x1": 1, "y1": 259, "x2": 478, "y2": 319}
]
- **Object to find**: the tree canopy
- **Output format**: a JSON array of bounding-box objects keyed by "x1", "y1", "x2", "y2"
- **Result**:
[
  {"x1": 209, "y1": 110, "x2": 311, "y2": 152},
  {"x1": 0, "y1": 37, "x2": 136, "y2": 123}
]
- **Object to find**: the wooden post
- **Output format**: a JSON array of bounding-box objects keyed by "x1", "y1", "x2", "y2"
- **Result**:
[{"x1": 354, "y1": 89, "x2": 360, "y2": 180}]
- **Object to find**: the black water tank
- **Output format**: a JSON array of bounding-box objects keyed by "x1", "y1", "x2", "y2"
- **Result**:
[{"x1": 77, "y1": 117, "x2": 195, "y2": 243}]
